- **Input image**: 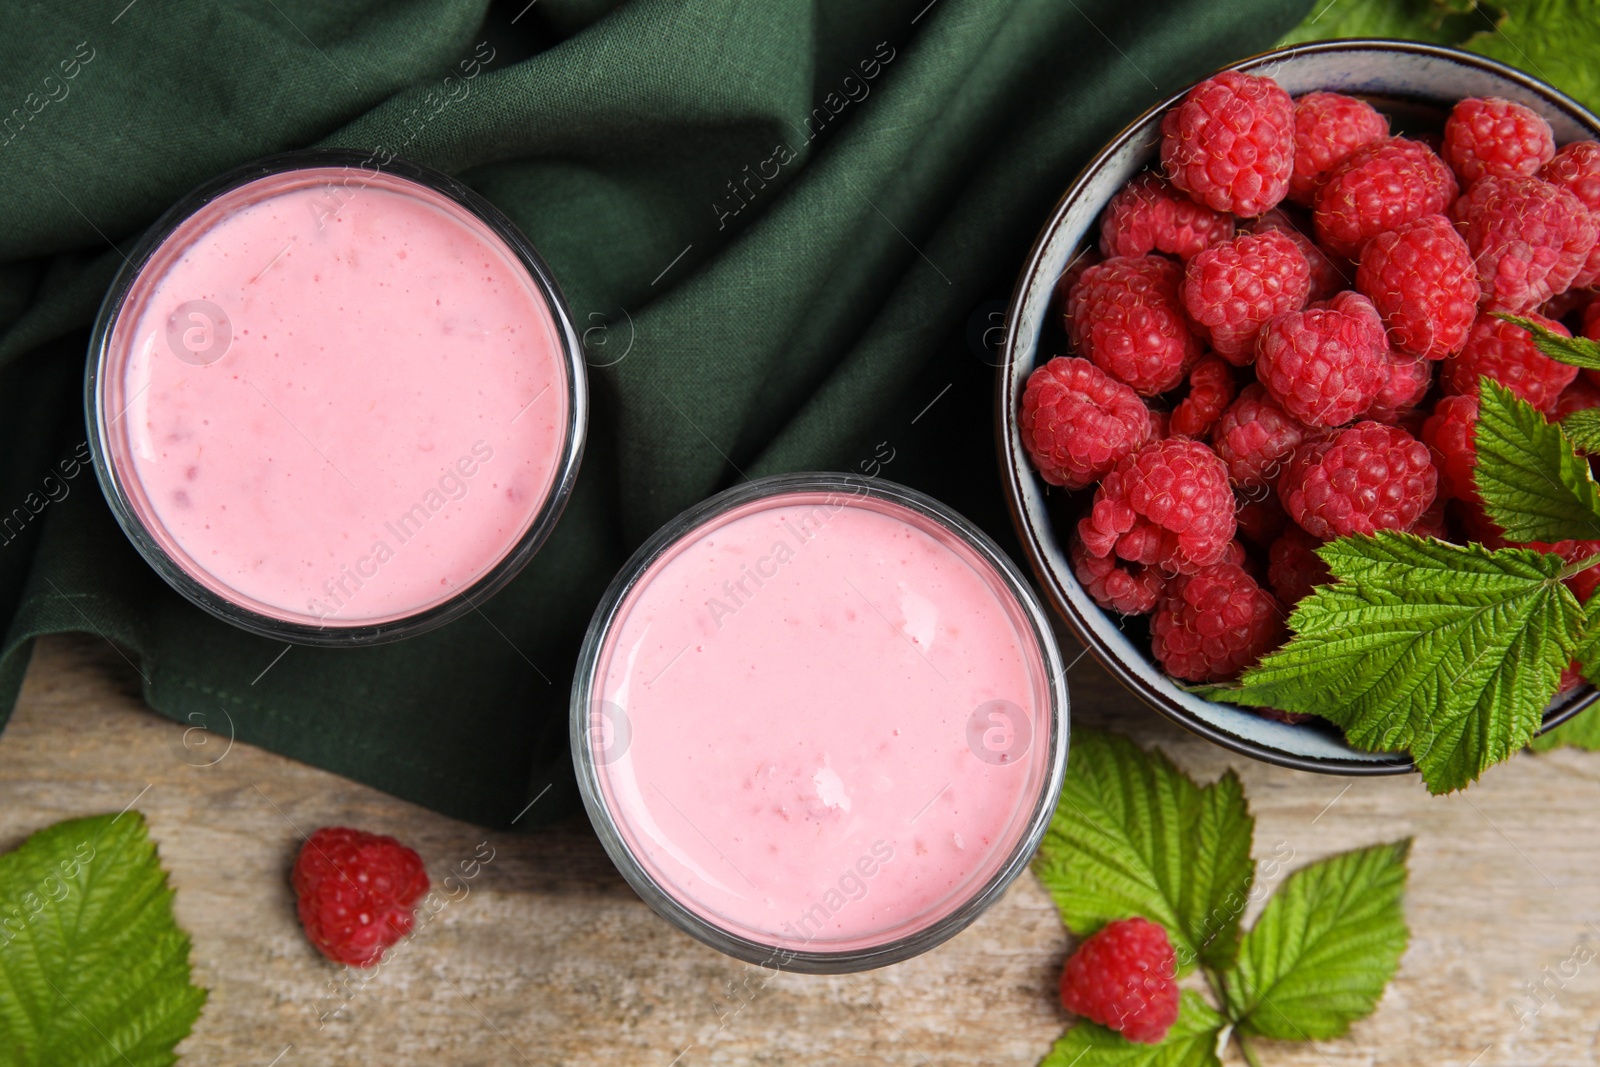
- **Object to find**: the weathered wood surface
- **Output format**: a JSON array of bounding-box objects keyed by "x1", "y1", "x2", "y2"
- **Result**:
[{"x1": 1, "y1": 634, "x2": 1597, "y2": 1066}]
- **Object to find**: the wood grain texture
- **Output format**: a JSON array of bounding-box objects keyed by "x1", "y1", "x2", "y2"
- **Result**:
[{"x1": 1, "y1": 634, "x2": 1597, "y2": 1066}]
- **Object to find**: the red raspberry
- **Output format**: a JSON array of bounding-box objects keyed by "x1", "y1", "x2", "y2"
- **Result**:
[
  {"x1": 1288, "y1": 91, "x2": 1390, "y2": 205},
  {"x1": 1279, "y1": 421, "x2": 1438, "y2": 539},
  {"x1": 1235, "y1": 488, "x2": 1289, "y2": 546},
  {"x1": 1170, "y1": 355, "x2": 1237, "y2": 437},
  {"x1": 1528, "y1": 539, "x2": 1600, "y2": 604},
  {"x1": 1422, "y1": 393, "x2": 1481, "y2": 503},
  {"x1": 293, "y1": 827, "x2": 430, "y2": 967},
  {"x1": 1413, "y1": 496, "x2": 1448, "y2": 539},
  {"x1": 1452, "y1": 176, "x2": 1599, "y2": 313},
  {"x1": 1078, "y1": 437, "x2": 1236, "y2": 575},
  {"x1": 1366, "y1": 349, "x2": 1434, "y2": 423},
  {"x1": 1160, "y1": 70, "x2": 1295, "y2": 216},
  {"x1": 1059, "y1": 918, "x2": 1180, "y2": 1045},
  {"x1": 1067, "y1": 256, "x2": 1202, "y2": 395},
  {"x1": 1070, "y1": 532, "x2": 1165, "y2": 615},
  {"x1": 1251, "y1": 208, "x2": 1346, "y2": 300},
  {"x1": 1151, "y1": 561, "x2": 1286, "y2": 682},
  {"x1": 1442, "y1": 311, "x2": 1576, "y2": 414},
  {"x1": 1267, "y1": 524, "x2": 1331, "y2": 608},
  {"x1": 1314, "y1": 138, "x2": 1458, "y2": 259},
  {"x1": 1355, "y1": 214, "x2": 1479, "y2": 359},
  {"x1": 1211, "y1": 383, "x2": 1311, "y2": 488},
  {"x1": 1098, "y1": 173, "x2": 1236, "y2": 260},
  {"x1": 1540, "y1": 141, "x2": 1600, "y2": 288},
  {"x1": 1020, "y1": 357, "x2": 1153, "y2": 489},
  {"x1": 1557, "y1": 375, "x2": 1600, "y2": 418},
  {"x1": 1255, "y1": 294, "x2": 1389, "y2": 428},
  {"x1": 1443, "y1": 97, "x2": 1555, "y2": 183},
  {"x1": 1181, "y1": 230, "x2": 1312, "y2": 364}
]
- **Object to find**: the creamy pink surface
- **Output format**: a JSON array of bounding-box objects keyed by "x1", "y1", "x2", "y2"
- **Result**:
[
  {"x1": 105, "y1": 168, "x2": 567, "y2": 625},
  {"x1": 594, "y1": 492, "x2": 1050, "y2": 950}
]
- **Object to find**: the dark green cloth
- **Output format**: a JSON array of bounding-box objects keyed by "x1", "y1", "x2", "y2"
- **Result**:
[{"x1": 0, "y1": 0, "x2": 1310, "y2": 829}]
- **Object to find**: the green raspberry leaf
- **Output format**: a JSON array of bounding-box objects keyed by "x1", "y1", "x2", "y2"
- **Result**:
[
  {"x1": 1039, "y1": 990, "x2": 1223, "y2": 1067},
  {"x1": 1224, "y1": 841, "x2": 1411, "y2": 1041},
  {"x1": 1206, "y1": 533, "x2": 1579, "y2": 794},
  {"x1": 1033, "y1": 729, "x2": 1254, "y2": 973},
  {"x1": 0, "y1": 812, "x2": 206, "y2": 1066},
  {"x1": 1495, "y1": 313, "x2": 1600, "y2": 371},
  {"x1": 1473, "y1": 377, "x2": 1600, "y2": 543},
  {"x1": 1560, "y1": 408, "x2": 1600, "y2": 455}
]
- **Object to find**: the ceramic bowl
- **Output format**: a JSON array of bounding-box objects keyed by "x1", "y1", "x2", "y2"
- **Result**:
[{"x1": 995, "y1": 39, "x2": 1600, "y2": 774}]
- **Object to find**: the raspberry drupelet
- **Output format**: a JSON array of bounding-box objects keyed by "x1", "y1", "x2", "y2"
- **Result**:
[
  {"x1": 1160, "y1": 71, "x2": 1295, "y2": 216},
  {"x1": 1098, "y1": 173, "x2": 1236, "y2": 261},
  {"x1": 1067, "y1": 255, "x2": 1202, "y2": 396},
  {"x1": 1355, "y1": 214, "x2": 1479, "y2": 360},
  {"x1": 1020, "y1": 356, "x2": 1153, "y2": 489},
  {"x1": 1278, "y1": 421, "x2": 1438, "y2": 539},
  {"x1": 1181, "y1": 230, "x2": 1312, "y2": 364},
  {"x1": 1078, "y1": 437, "x2": 1236, "y2": 576}
]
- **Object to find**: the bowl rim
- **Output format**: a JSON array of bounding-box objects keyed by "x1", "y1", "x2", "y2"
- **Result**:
[{"x1": 994, "y1": 37, "x2": 1600, "y2": 776}]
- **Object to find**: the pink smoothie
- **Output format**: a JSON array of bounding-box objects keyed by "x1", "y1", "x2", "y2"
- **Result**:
[
  {"x1": 100, "y1": 166, "x2": 570, "y2": 627},
  {"x1": 591, "y1": 489, "x2": 1054, "y2": 952}
]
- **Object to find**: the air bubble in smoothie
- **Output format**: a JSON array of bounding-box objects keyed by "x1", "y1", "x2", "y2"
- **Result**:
[
  {"x1": 575, "y1": 477, "x2": 1067, "y2": 969},
  {"x1": 89, "y1": 159, "x2": 581, "y2": 639}
]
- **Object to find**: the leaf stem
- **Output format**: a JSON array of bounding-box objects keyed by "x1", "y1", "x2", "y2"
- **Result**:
[{"x1": 1237, "y1": 1033, "x2": 1266, "y2": 1067}]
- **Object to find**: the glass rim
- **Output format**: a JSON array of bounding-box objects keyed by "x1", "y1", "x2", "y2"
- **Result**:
[
  {"x1": 84, "y1": 148, "x2": 588, "y2": 646},
  {"x1": 569, "y1": 472, "x2": 1071, "y2": 973}
]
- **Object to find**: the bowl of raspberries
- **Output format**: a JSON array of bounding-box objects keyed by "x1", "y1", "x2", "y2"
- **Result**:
[{"x1": 996, "y1": 39, "x2": 1600, "y2": 773}]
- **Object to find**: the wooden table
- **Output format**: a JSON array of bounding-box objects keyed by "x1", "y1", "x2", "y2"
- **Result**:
[{"x1": 3, "y1": 633, "x2": 1597, "y2": 1066}]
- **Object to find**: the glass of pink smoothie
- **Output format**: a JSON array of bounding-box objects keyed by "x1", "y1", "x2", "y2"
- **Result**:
[
  {"x1": 87, "y1": 151, "x2": 585, "y2": 644},
  {"x1": 572, "y1": 474, "x2": 1069, "y2": 972}
]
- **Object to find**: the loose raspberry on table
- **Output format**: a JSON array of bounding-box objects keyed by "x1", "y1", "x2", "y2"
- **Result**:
[
  {"x1": 1160, "y1": 70, "x2": 1295, "y2": 216},
  {"x1": 1098, "y1": 173, "x2": 1236, "y2": 260},
  {"x1": 1279, "y1": 421, "x2": 1438, "y2": 540},
  {"x1": 1235, "y1": 488, "x2": 1289, "y2": 545},
  {"x1": 1070, "y1": 532, "x2": 1165, "y2": 615},
  {"x1": 1078, "y1": 437, "x2": 1236, "y2": 575},
  {"x1": 1313, "y1": 137, "x2": 1458, "y2": 259},
  {"x1": 1059, "y1": 917, "x2": 1181, "y2": 1045},
  {"x1": 1181, "y1": 230, "x2": 1312, "y2": 363},
  {"x1": 293, "y1": 827, "x2": 430, "y2": 967},
  {"x1": 1355, "y1": 214, "x2": 1479, "y2": 359},
  {"x1": 1151, "y1": 561, "x2": 1286, "y2": 682},
  {"x1": 1540, "y1": 141, "x2": 1600, "y2": 288},
  {"x1": 1422, "y1": 393, "x2": 1480, "y2": 503},
  {"x1": 1020, "y1": 356, "x2": 1153, "y2": 489},
  {"x1": 1267, "y1": 524, "x2": 1331, "y2": 608},
  {"x1": 1366, "y1": 348, "x2": 1435, "y2": 423},
  {"x1": 1254, "y1": 294, "x2": 1389, "y2": 428},
  {"x1": 1452, "y1": 176, "x2": 1599, "y2": 313},
  {"x1": 1251, "y1": 207, "x2": 1346, "y2": 300},
  {"x1": 1442, "y1": 311, "x2": 1577, "y2": 414},
  {"x1": 1288, "y1": 91, "x2": 1390, "y2": 205},
  {"x1": 1211, "y1": 382, "x2": 1311, "y2": 488},
  {"x1": 1170, "y1": 355, "x2": 1237, "y2": 437},
  {"x1": 1067, "y1": 255, "x2": 1201, "y2": 395},
  {"x1": 1443, "y1": 97, "x2": 1555, "y2": 184}
]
